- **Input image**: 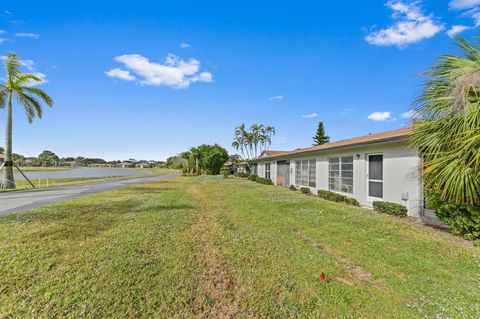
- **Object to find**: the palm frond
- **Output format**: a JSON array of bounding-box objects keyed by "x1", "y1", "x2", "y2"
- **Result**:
[
  {"x1": 22, "y1": 87, "x2": 53, "y2": 107},
  {"x1": 16, "y1": 92, "x2": 42, "y2": 123}
]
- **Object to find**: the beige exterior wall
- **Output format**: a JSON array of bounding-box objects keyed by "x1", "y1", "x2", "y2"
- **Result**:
[{"x1": 253, "y1": 141, "x2": 422, "y2": 217}]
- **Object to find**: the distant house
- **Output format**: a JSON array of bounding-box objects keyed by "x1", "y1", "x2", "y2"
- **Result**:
[
  {"x1": 60, "y1": 161, "x2": 78, "y2": 167},
  {"x1": 249, "y1": 128, "x2": 424, "y2": 217},
  {"x1": 24, "y1": 158, "x2": 35, "y2": 167},
  {"x1": 137, "y1": 162, "x2": 151, "y2": 169},
  {"x1": 120, "y1": 162, "x2": 134, "y2": 168}
]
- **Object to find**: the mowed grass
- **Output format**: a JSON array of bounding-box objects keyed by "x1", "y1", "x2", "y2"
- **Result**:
[
  {"x1": 1, "y1": 168, "x2": 178, "y2": 191},
  {"x1": 0, "y1": 176, "x2": 479, "y2": 318}
]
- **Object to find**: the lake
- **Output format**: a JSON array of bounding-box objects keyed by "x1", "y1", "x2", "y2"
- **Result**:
[{"x1": 0, "y1": 168, "x2": 151, "y2": 180}]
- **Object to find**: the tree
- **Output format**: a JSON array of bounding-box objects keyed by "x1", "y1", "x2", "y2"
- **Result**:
[
  {"x1": 38, "y1": 150, "x2": 60, "y2": 167},
  {"x1": 232, "y1": 123, "x2": 276, "y2": 161},
  {"x1": 0, "y1": 52, "x2": 53, "y2": 189},
  {"x1": 312, "y1": 121, "x2": 330, "y2": 146},
  {"x1": 198, "y1": 144, "x2": 229, "y2": 175},
  {"x1": 409, "y1": 36, "x2": 480, "y2": 206}
]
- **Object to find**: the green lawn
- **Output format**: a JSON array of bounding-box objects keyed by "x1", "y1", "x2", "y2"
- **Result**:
[
  {"x1": 0, "y1": 176, "x2": 478, "y2": 318},
  {"x1": 1, "y1": 168, "x2": 178, "y2": 191}
]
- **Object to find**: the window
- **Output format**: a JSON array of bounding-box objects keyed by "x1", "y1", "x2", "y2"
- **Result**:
[
  {"x1": 265, "y1": 163, "x2": 271, "y2": 179},
  {"x1": 295, "y1": 159, "x2": 316, "y2": 187},
  {"x1": 329, "y1": 156, "x2": 353, "y2": 194}
]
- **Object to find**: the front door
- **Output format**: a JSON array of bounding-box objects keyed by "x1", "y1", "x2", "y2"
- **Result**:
[
  {"x1": 276, "y1": 161, "x2": 290, "y2": 187},
  {"x1": 367, "y1": 154, "x2": 383, "y2": 202}
]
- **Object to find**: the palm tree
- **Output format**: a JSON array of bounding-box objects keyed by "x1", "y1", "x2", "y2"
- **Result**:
[
  {"x1": 0, "y1": 52, "x2": 53, "y2": 189},
  {"x1": 409, "y1": 35, "x2": 480, "y2": 205}
]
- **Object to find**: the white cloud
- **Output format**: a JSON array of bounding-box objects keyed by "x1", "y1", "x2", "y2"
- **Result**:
[
  {"x1": 341, "y1": 108, "x2": 353, "y2": 114},
  {"x1": 106, "y1": 53, "x2": 213, "y2": 88},
  {"x1": 365, "y1": 1, "x2": 444, "y2": 48},
  {"x1": 4, "y1": 10, "x2": 12, "y2": 16},
  {"x1": 269, "y1": 95, "x2": 283, "y2": 101},
  {"x1": 302, "y1": 112, "x2": 318, "y2": 118},
  {"x1": 179, "y1": 42, "x2": 190, "y2": 48},
  {"x1": 14, "y1": 32, "x2": 39, "y2": 39},
  {"x1": 447, "y1": 25, "x2": 471, "y2": 37},
  {"x1": 368, "y1": 111, "x2": 392, "y2": 121},
  {"x1": 449, "y1": 0, "x2": 480, "y2": 25},
  {"x1": 104, "y1": 68, "x2": 136, "y2": 81},
  {"x1": 449, "y1": 0, "x2": 480, "y2": 9}
]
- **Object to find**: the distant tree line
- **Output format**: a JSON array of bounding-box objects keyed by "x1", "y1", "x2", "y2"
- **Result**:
[{"x1": 0, "y1": 148, "x2": 165, "y2": 168}]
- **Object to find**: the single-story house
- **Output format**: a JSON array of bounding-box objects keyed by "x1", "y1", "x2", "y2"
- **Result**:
[
  {"x1": 248, "y1": 127, "x2": 425, "y2": 217},
  {"x1": 137, "y1": 162, "x2": 151, "y2": 168}
]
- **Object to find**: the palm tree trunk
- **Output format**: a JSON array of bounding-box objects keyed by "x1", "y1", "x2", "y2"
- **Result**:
[{"x1": 2, "y1": 92, "x2": 15, "y2": 189}]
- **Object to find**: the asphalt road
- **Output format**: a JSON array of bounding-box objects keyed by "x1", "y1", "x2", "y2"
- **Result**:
[{"x1": 0, "y1": 173, "x2": 181, "y2": 216}]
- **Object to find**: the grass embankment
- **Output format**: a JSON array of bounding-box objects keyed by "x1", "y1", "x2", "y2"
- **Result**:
[
  {"x1": 1, "y1": 168, "x2": 178, "y2": 191},
  {"x1": 0, "y1": 176, "x2": 478, "y2": 318}
]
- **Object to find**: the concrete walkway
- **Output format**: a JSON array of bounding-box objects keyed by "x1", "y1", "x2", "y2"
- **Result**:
[{"x1": 0, "y1": 173, "x2": 180, "y2": 216}]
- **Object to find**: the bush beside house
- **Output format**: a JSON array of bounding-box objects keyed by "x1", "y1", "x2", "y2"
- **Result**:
[
  {"x1": 317, "y1": 190, "x2": 359, "y2": 206},
  {"x1": 255, "y1": 176, "x2": 273, "y2": 185},
  {"x1": 299, "y1": 187, "x2": 311, "y2": 194},
  {"x1": 373, "y1": 201, "x2": 407, "y2": 217},
  {"x1": 427, "y1": 193, "x2": 480, "y2": 240}
]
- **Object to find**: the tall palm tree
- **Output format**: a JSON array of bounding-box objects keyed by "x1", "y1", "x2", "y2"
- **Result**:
[
  {"x1": 0, "y1": 52, "x2": 53, "y2": 189},
  {"x1": 409, "y1": 35, "x2": 480, "y2": 205}
]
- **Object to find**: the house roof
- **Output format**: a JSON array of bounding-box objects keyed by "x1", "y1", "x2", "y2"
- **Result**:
[
  {"x1": 251, "y1": 127, "x2": 412, "y2": 161},
  {"x1": 259, "y1": 150, "x2": 291, "y2": 158}
]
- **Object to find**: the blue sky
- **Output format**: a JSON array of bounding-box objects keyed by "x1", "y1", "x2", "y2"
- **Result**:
[{"x1": 0, "y1": 0, "x2": 478, "y2": 160}]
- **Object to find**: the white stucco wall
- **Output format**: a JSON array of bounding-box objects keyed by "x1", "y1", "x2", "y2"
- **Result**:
[{"x1": 253, "y1": 141, "x2": 422, "y2": 217}]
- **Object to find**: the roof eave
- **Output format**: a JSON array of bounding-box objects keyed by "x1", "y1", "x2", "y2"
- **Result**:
[{"x1": 248, "y1": 135, "x2": 408, "y2": 162}]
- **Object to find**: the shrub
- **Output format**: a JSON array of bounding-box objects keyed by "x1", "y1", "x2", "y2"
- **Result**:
[
  {"x1": 220, "y1": 167, "x2": 230, "y2": 178},
  {"x1": 427, "y1": 192, "x2": 480, "y2": 240},
  {"x1": 345, "y1": 197, "x2": 360, "y2": 206},
  {"x1": 373, "y1": 201, "x2": 408, "y2": 217},
  {"x1": 299, "y1": 187, "x2": 311, "y2": 194},
  {"x1": 289, "y1": 185, "x2": 297, "y2": 191},
  {"x1": 318, "y1": 190, "x2": 346, "y2": 202},
  {"x1": 255, "y1": 177, "x2": 273, "y2": 185},
  {"x1": 248, "y1": 174, "x2": 258, "y2": 181},
  {"x1": 235, "y1": 172, "x2": 249, "y2": 178}
]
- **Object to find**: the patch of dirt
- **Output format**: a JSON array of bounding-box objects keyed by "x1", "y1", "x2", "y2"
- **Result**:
[
  {"x1": 292, "y1": 228, "x2": 388, "y2": 291},
  {"x1": 187, "y1": 187, "x2": 245, "y2": 318}
]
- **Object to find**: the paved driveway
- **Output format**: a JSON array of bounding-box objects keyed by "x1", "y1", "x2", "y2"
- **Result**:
[{"x1": 0, "y1": 173, "x2": 180, "y2": 216}]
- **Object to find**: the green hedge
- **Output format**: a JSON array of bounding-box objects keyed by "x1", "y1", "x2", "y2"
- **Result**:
[
  {"x1": 345, "y1": 197, "x2": 360, "y2": 206},
  {"x1": 255, "y1": 176, "x2": 273, "y2": 185},
  {"x1": 317, "y1": 190, "x2": 359, "y2": 206},
  {"x1": 289, "y1": 185, "x2": 297, "y2": 191},
  {"x1": 235, "y1": 172, "x2": 249, "y2": 178},
  {"x1": 373, "y1": 201, "x2": 407, "y2": 217},
  {"x1": 299, "y1": 187, "x2": 311, "y2": 194},
  {"x1": 248, "y1": 174, "x2": 258, "y2": 181},
  {"x1": 427, "y1": 192, "x2": 480, "y2": 240},
  {"x1": 318, "y1": 190, "x2": 346, "y2": 202}
]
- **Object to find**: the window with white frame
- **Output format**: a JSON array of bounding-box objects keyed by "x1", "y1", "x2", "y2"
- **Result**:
[
  {"x1": 265, "y1": 163, "x2": 271, "y2": 179},
  {"x1": 329, "y1": 156, "x2": 353, "y2": 194},
  {"x1": 295, "y1": 159, "x2": 316, "y2": 187}
]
